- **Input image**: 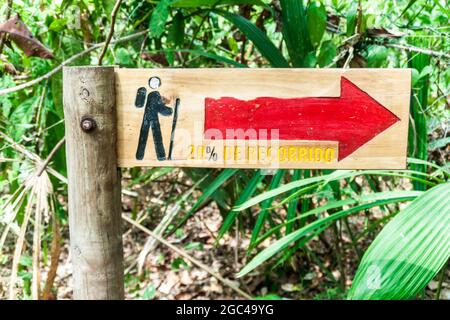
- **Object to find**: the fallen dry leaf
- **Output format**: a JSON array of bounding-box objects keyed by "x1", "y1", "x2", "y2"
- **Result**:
[
  {"x1": 0, "y1": 14, "x2": 54, "y2": 59},
  {"x1": 140, "y1": 52, "x2": 169, "y2": 66},
  {"x1": 366, "y1": 27, "x2": 404, "y2": 39}
]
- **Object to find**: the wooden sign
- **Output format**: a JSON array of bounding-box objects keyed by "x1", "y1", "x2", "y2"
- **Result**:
[{"x1": 115, "y1": 68, "x2": 410, "y2": 169}]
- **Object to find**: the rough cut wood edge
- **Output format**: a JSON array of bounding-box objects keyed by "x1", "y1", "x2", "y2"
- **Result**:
[{"x1": 63, "y1": 66, "x2": 124, "y2": 300}]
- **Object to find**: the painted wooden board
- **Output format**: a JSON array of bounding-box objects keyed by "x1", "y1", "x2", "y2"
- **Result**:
[{"x1": 115, "y1": 68, "x2": 411, "y2": 169}]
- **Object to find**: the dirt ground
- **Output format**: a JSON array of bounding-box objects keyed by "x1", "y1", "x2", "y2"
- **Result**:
[
  {"x1": 1, "y1": 170, "x2": 449, "y2": 300},
  {"x1": 47, "y1": 207, "x2": 450, "y2": 300},
  {"x1": 49, "y1": 192, "x2": 450, "y2": 300}
]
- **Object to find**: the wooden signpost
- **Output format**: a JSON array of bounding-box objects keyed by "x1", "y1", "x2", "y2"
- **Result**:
[
  {"x1": 116, "y1": 68, "x2": 410, "y2": 169},
  {"x1": 63, "y1": 66, "x2": 410, "y2": 299}
]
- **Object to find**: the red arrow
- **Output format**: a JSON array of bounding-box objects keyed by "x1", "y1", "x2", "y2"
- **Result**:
[{"x1": 204, "y1": 77, "x2": 400, "y2": 160}]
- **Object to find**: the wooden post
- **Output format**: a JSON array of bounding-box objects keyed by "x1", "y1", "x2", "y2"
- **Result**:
[{"x1": 63, "y1": 66, "x2": 124, "y2": 299}]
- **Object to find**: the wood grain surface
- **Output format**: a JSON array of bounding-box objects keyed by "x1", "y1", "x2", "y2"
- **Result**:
[
  {"x1": 115, "y1": 68, "x2": 411, "y2": 169},
  {"x1": 63, "y1": 66, "x2": 124, "y2": 299}
]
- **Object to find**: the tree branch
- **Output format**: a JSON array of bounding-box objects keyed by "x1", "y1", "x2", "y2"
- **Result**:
[
  {"x1": 98, "y1": 0, "x2": 122, "y2": 65},
  {"x1": 122, "y1": 214, "x2": 253, "y2": 299},
  {"x1": 384, "y1": 42, "x2": 450, "y2": 60},
  {"x1": 0, "y1": 29, "x2": 148, "y2": 96},
  {"x1": 36, "y1": 137, "x2": 66, "y2": 177},
  {"x1": 0, "y1": 130, "x2": 66, "y2": 183}
]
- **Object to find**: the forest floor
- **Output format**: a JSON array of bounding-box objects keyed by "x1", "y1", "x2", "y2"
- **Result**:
[
  {"x1": 1, "y1": 170, "x2": 449, "y2": 300},
  {"x1": 50, "y1": 204, "x2": 450, "y2": 300}
]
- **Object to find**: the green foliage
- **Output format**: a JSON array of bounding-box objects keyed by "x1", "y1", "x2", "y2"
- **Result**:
[
  {"x1": 349, "y1": 183, "x2": 450, "y2": 299},
  {"x1": 366, "y1": 45, "x2": 388, "y2": 68},
  {"x1": 346, "y1": 2, "x2": 358, "y2": 36},
  {"x1": 279, "y1": 0, "x2": 312, "y2": 66},
  {"x1": 141, "y1": 283, "x2": 156, "y2": 300},
  {"x1": 306, "y1": 1, "x2": 327, "y2": 48},
  {"x1": 408, "y1": 38, "x2": 431, "y2": 191},
  {"x1": 101, "y1": 0, "x2": 117, "y2": 18},
  {"x1": 250, "y1": 170, "x2": 285, "y2": 247},
  {"x1": 172, "y1": 0, "x2": 266, "y2": 7},
  {"x1": 0, "y1": 0, "x2": 448, "y2": 300},
  {"x1": 167, "y1": 11, "x2": 185, "y2": 47},
  {"x1": 317, "y1": 41, "x2": 337, "y2": 67},
  {"x1": 217, "y1": 11, "x2": 289, "y2": 67},
  {"x1": 236, "y1": 190, "x2": 423, "y2": 277},
  {"x1": 216, "y1": 170, "x2": 264, "y2": 242},
  {"x1": 173, "y1": 169, "x2": 239, "y2": 231},
  {"x1": 149, "y1": 0, "x2": 173, "y2": 38}
]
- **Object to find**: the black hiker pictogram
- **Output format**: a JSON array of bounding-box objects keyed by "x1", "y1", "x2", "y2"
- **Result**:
[{"x1": 135, "y1": 77, "x2": 180, "y2": 161}]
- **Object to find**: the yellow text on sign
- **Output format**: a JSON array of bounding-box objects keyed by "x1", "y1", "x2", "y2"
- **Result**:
[{"x1": 188, "y1": 141, "x2": 338, "y2": 165}]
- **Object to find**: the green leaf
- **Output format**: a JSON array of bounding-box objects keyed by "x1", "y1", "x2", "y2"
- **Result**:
[
  {"x1": 194, "y1": 170, "x2": 238, "y2": 208},
  {"x1": 286, "y1": 170, "x2": 302, "y2": 234},
  {"x1": 366, "y1": 45, "x2": 388, "y2": 68},
  {"x1": 183, "y1": 169, "x2": 229, "y2": 209},
  {"x1": 165, "y1": 50, "x2": 175, "y2": 65},
  {"x1": 411, "y1": 68, "x2": 420, "y2": 86},
  {"x1": 48, "y1": 18, "x2": 68, "y2": 32},
  {"x1": 407, "y1": 157, "x2": 450, "y2": 176},
  {"x1": 101, "y1": 0, "x2": 117, "y2": 18},
  {"x1": 306, "y1": 1, "x2": 327, "y2": 48},
  {"x1": 217, "y1": 11, "x2": 289, "y2": 67},
  {"x1": 175, "y1": 169, "x2": 239, "y2": 229},
  {"x1": 408, "y1": 39, "x2": 430, "y2": 191},
  {"x1": 274, "y1": 222, "x2": 330, "y2": 268},
  {"x1": 228, "y1": 37, "x2": 239, "y2": 53},
  {"x1": 252, "y1": 191, "x2": 423, "y2": 250},
  {"x1": 317, "y1": 40, "x2": 337, "y2": 67},
  {"x1": 172, "y1": 0, "x2": 266, "y2": 7},
  {"x1": 303, "y1": 51, "x2": 317, "y2": 67},
  {"x1": 234, "y1": 170, "x2": 350, "y2": 211},
  {"x1": 116, "y1": 47, "x2": 133, "y2": 67},
  {"x1": 280, "y1": 0, "x2": 311, "y2": 66},
  {"x1": 346, "y1": 3, "x2": 358, "y2": 36},
  {"x1": 362, "y1": 14, "x2": 375, "y2": 33},
  {"x1": 163, "y1": 48, "x2": 247, "y2": 67},
  {"x1": 168, "y1": 11, "x2": 185, "y2": 46},
  {"x1": 429, "y1": 137, "x2": 450, "y2": 150},
  {"x1": 19, "y1": 255, "x2": 32, "y2": 267},
  {"x1": 348, "y1": 183, "x2": 450, "y2": 299},
  {"x1": 237, "y1": 192, "x2": 420, "y2": 278},
  {"x1": 141, "y1": 283, "x2": 156, "y2": 300},
  {"x1": 400, "y1": 0, "x2": 419, "y2": 17},
  {"x1": 216, "y1": 170, "x2": 264, "y2": 242},
  {"x1": 232, "y1": 170, "x2": 437, "y2": 212},
  {"x1": 171, "y1": 257, "x2": 189, "y2": 271},
  {"x1": 250, "y1": 170, "x2": 285, "y2": 246},
  {"x1": 184, "y1": 242, "x2": 204, "y2": 251},
  {"x1": 418, "y1": 65, "x2": 433, "y2": 79},
  {"x1": 149, "y1": 0, "x2": 172, "y2": 38},
  {"x1": 18, "y1": 271, "x2": 32, "y2": 282}
]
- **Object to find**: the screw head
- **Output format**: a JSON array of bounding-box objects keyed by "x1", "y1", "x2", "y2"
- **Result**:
[{"x1": 80, "y1": 117, "x2": 96, "y2": 132}]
